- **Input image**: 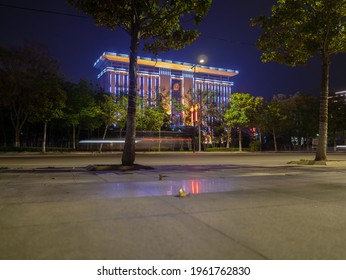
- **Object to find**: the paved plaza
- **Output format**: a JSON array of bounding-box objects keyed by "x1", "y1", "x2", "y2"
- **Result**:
[{"x1": 1, "y1": 152, "x2": 346, "y2": 259}]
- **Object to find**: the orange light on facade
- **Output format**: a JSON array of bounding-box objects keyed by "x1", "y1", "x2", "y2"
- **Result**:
[
  {"x1": 190, "y1": 104, "x2": 199, "y2": 124},
  {"x1": 190, "y1": 106, "x2": 194, "y2": 124}
]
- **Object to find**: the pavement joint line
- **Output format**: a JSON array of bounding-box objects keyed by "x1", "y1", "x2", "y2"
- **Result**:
[
  {"x1": 186, "y1": 207, "x2": 270, "y2": 260},
  {"x1": 153, "y1": 195, "x2": 270, "y2": 259},
  {"x1": 195, "y1": 220, "x2": 270, "y2": 260}
]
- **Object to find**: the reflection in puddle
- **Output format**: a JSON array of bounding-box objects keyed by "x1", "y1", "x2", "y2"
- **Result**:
[{"x1": 109, "y1": 178, "x2": 239, "y2": 198}]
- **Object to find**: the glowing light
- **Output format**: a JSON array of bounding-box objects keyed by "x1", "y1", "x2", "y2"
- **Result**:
[{"x1": 191, "y1": 180, "x2": 200, "y2": 194}]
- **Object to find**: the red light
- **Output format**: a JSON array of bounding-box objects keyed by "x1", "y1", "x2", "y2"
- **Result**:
[{"x1": 191, "y1": 180, "x2": 200, "y2": 194}]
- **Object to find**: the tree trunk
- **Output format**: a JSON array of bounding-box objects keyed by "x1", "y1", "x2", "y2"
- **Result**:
[
  {"x1": 1, "y1": 121, "x2": 7, "y2": 147},
  {"x1": 226, "y1": 126, "x2": 231, "y2": 148},
  {"x1": 12, "y1": 113, "x2": 25, "y2": 148},
  {"x1": 99, "y1": 125, "x2": 108, "y2": 153},
  {"x1": 239, "y1": 128, "x2": 242, "y2": 152},
  {"x1": 122, "y1": 26, "x2": 140, "y2": 166},
  {"x1": 333, "y1": 129, "x2": 336, "y2": 152},
  {"x1": 72, "y1": 124, "x2": 76, "y2": 150},
  {"x1": 76, "y1": 126, "x2": 81, "y2": 150},
  {"x1": 10, "y1": 100, "x2": 27, "y2": 148},
  {"x1": 315, "y1": 53, "x2": 330, "y2": 161},
  {"x1": 14, "y1": 128, "x2": 20, "y2": 148},
  {"x1": 273, "y1": 128, "x2": 277, "y2": 152},
  {"x1": 42, "y1": 121, "x2": 47, "y2": 153}
]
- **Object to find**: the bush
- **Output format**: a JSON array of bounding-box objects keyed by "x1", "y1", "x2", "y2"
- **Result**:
[{"x1": 249, "y1": 141, "x2": 261, "y2": 152}]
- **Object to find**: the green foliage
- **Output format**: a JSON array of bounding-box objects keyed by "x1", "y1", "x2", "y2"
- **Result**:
[
  {"x1": 262, "y1": 100, "x2": 286, "y2": 133},
  {"x1": 224, "y1": 93, "x2": 256, "y2": 128},
  {"x1": 68, "y1": 0, "x2": 212, "y2": 56},
  {"x1": 97, "y1": 93, "x2": 117, "y2": 128},
  {"x1": 249, "y1": 141, "x2": 261, "y2": 151},
  {"x1": 64, "y1": 80, "x2": 97, "y2": 127},
  {"x1": 272, "y1": 93, "x2": 319, "y2": 138},
  {"x1": 251, "y1": 0, "x2": 346, "y2": 66},
  {"x1": 113, "y1": 94, "x2": 128, "y2": 130},
  {"x1": 30, "y1": 81, "x2": 66, "y2": 124},
  {"x1": 224, "y1": 93, "x2": 261, "y2": 151},
  {"x1": 136, "y1": 106, "x2": 168, "y2": 131}
]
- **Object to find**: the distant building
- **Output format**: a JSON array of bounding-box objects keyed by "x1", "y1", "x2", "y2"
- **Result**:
[{"x1": 94, "y1": 52, "x2": 239, "y2": 125}]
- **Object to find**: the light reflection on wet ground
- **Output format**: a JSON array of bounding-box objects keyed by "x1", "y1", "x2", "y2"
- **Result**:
[{"x1": 109, "y1": 178, "x2": 240, "y2": 198}]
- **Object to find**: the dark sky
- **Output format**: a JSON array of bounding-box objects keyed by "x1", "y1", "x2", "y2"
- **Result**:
[{"x1": 1, "y1": 0, "x2": 345, "y2": 100}]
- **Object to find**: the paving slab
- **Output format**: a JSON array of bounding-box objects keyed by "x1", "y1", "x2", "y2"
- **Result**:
[
  {"x1": 1, "y1": 152, "x2": 346, "y2": 260},
  {"x1": 0, "y1": 196, "x2": 264, "y2": 260},
  {"x1": 192, "y1": 202, "x2": 346, "y2": 259}
]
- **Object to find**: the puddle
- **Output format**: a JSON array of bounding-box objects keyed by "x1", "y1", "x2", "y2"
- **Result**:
[{"x1": 107, "y1": 178, "x2": 241, "y2": 198}]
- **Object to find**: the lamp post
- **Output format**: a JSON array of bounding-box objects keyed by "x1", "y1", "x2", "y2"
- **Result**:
[
  {"x1": 190, "y1": 104, "x2": 199, "y2": 152},
  {"x1": 192, "y1": 55, "x2": 207, "y2": 152}
]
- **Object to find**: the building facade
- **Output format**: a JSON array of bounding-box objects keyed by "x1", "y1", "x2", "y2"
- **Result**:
[{"x1": 94, "y1": 52, "x2": 239, "y2": 126}]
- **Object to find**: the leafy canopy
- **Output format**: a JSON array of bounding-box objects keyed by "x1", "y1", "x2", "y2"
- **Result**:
[
  {"x1": 251, "y1": 0, "x2": 346, "y2": 66},
  {"x1": 68, "y1": 0, "x2": 212, "y2": 55},
  {"x1": 224, "y1": 93, "x2": 257, "y2": 128}
]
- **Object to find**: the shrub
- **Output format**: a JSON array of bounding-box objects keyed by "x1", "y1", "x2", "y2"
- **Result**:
[{"x1": 249, "y1": 141, "x2": 261, "y2": 151}]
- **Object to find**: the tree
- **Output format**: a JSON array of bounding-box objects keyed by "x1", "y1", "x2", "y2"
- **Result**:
[
  {"x1": 188, "y1": 89, "x2": 220, "y2": 150},
  {"x1": 224, "y1": 93, "x2": 256, "y2": 151},
  {"x1": 97, "y1": 92, "x2": 118, "y2": 152},
  {"x1": 0, "y1": 43, "x2": 64, "y2": 148},
  {"x1": 30, "y1": 79, "x2": 66, "y2": 153},
  {"x1": 113, "y1": 93, "x2": 128, "y2": 137},
  {"x1": 0, "y1": 46, "x2": 31, "y2": 147},
  {"x1": 68, "y1": 0, "x2": 212, "y2": 166},
  {"x1": 262, "y1": 99, "x2": 287, "y2": 152},
  {"x1": 64, "y1": 80, "x2": 100, "y2": 149},
  {"x1": 252, "y1": 0, "x2": 346, "y2": 161},
  {"x1": 268, "y1": 93, "x2": 319, "y2": 150},
  {"x1": 137, "y1": 105, "x2": 168, "y2": 131},
  {"x1": 290, "y1": 93, "x2": 320, "y2": 148},
  {"x1": 328, "y1": 92, "x2": 346, "y2": 149},
  {"x1": 199, "y1": 90, "x2": 220, "y2": 149},
  {"x1": 248, "y1": 96, "x2": 265, "y2": 149}
]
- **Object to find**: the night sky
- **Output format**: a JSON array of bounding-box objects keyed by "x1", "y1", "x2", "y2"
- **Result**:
[{"x1": 1, "y1": 0, "x2": 345, "y2": 100}]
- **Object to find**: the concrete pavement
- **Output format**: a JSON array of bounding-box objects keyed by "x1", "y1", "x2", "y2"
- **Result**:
[{"x1": 1, "y1": 152, "x2": 346, "y2": 259}]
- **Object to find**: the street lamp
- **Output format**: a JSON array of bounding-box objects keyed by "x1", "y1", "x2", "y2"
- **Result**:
[
  {"x1": 190, "y1": 104, "x2": 199, "y2": 152},
  {"x1": 193, "y1": 55, "x2": 207, "y2": 152},
  {"x1": 197, "y1": 54, "x2": 207, "y2": 65}
]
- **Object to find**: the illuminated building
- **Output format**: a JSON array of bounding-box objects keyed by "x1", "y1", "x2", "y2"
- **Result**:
[{"x1": 94, "y1": 52, "x2": 239, "y2": 125}]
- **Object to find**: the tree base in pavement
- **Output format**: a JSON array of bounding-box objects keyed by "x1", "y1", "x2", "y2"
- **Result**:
[{"x1": 86, "y1": 164, "x2": 154, "y2": 171}]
